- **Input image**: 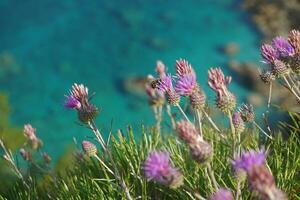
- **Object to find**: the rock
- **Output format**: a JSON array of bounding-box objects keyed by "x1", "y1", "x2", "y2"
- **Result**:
[
  {"x1": 222, "y1": 42, "x2": 240, "y2": 57},
  {"x1": 120, "y1": 76, "x2": 148, "y2": 97},
  {"x1": 0, "y1": 52, "x2": 21, "y2": 79},
  {"x1": 243, "y1": 0, "x2": 300, "y2": 39},
  {"x1": 247, "y1": 93, "x2": 264, "y2": 107},
  {"x1": 143, "y1": 36, "x2": 170, "y2": 51}
]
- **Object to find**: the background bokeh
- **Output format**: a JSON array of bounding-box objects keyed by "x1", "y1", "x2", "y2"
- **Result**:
[{"x1": 0, "y1": 0, "x2": 262, "y2": 161}]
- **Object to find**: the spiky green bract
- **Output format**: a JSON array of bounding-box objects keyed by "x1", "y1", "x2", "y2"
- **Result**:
[{"x1": 1, "y1": 114, "x2": 300, "y2": 199}]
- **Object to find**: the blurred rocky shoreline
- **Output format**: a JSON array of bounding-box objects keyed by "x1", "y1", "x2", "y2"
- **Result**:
[{"x1": 242, "y1": 0, "x2": 300, "y2": 39}]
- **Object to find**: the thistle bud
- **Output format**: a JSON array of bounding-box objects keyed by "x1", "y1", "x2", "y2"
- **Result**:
[
  {"x1": 190, "y1": 140, "x2": 213, "y2": 164},
  {"x1": 77, "y1": 104, "x2": 99, "y2": 123},
  {"x1": 81, "y1": 141, "x2": 97, "y2": 157},
  {"x1": 272, "y1": 60, "x2": 289, "y2": 78},
  {"x1": 232, "y1": 112, "x2": 245, "y2": 134},
  {"x1": 189, "y1": 90, "x2": 206, "y2": 110},
  {"x1": 216, "y1": 92, "x2": 236, "y2": 114},
  {"x1": 260, "y1": 70, "x2": 275, "y2": 84},
  {"x1": 165, "y1": 90, "x2": 180, "y2": 106},
  {"x1": 176, "y1": 120, "x2": 201, "y2": 144}
]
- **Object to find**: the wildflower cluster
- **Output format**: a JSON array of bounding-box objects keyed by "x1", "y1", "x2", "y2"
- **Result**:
[
  {"x1": 260, "y1": 29, "x2": 300, "y2": 102},
  {"x1": 233, "y1": 150, "x2": 287, "y2": 199},
  {"x1": 2, "y1": 32, "x2": 299, "y2": 200}
]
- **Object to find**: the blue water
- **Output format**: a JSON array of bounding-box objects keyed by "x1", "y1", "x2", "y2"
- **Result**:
[{"x1": 0, "y1": 0, "x2": 261, "y2": 160}]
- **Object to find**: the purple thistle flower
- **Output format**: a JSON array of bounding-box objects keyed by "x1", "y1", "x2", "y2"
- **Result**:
[
  {"x1": 288, "y1": 29, "x2": 300, "y2": 55},
  {"x1": 208, "y1": 68, "x2": 232, "y2": 98},
  {"x1": 261, "y1": 44, "x2": 279, "y2": 64},
  {"x1": 143, "y1": 151, "x2": 183, "y2": 188},
  {"x1": 175, "y1": 73, "x2": 198, "y2": 96},
  {"x1": 71, "y1": 83, "x2": 89, "y2": 101},
  {"x1": 232, "y1": 149, "x2": 266, "y2": 172},
  {"x1": 175, "y1": 59, "x2": 195, "y2": 77},
  {"x1": 210, "y1": 188, "x2": 233, "y2": 200},
  {"x1": 157, "y1": 74, "x2": 173, "y2": 93},
  {"x1": 272, "y1": 36, "x2": 295, "y2": 57},
  {"x1": 64, "y1": 95, "x2": 81, "y2": 109}
]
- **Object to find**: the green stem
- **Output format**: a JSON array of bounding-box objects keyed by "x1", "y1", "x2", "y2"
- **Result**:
[
  {"x1": 253, "y1": 121, "x2": 273, "y2": 139},
  {"x1": 176, "y1": 104, "x2": 190, "y2": 122},
  {"x1": 207, "y1": 163, "x2": 218, "y2": 191},
  {"x1": 228, "y1": 111, "x2": 236, "y2": 157}
]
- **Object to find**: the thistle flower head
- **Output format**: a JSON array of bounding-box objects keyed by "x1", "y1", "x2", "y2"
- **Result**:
[
  {"x1": 175, "y1": 59, "x2": 195, "y2": 77},
  {"x1": 210, "y1": 188, "x2": 233, "y2": 200},
  {"x1": 247, "y1": 165, "x2": 276, "y2": 198},
  {"x1": 232, "y1": 112, "x2": 245, "y2": 134},
  {"x1": 176, "y1": 120, "x2": 201, "y2": 144},
  {"x1": 155, "y1": 60, "x2": 166, "y2": 78},
  {"x1": 272, "y1": 36, "x2": 295, "y2": 57},
  {"x1": 157, "y1": 75, "x2": 180, "y2": 105},
  {"x1": 81, "y1": 141, "x2": 97, "y2": 157},
  {"x1": 64, "y1": 95, "x2": 81, "y2": 109},
  {"x1": 261, "y1": 44, "x2": 279, "y2": 64},
  {"x1": 288, "y1": 29, "x2": 300, "y2": 55},
  {"x1": 23, "y1": 124, "x2": 37, "y2": 140},
  {"x1": 157, "y1": 74, "x2": 173, "y2": 93},
  {"x1": 232, "y1": 149, "x2": 266, "y2": 172},
  {"x1": 190, "y1": 140, "x2": 213, "y2": 164},
  {"x1": 260, "y1": 70, "x2": 275, "y2": 84},
  {"x1": 238, "y1": 104, "x2": 255, "y2": 123},
  {"x1": 208, "y1": 67, "x2": 232, "y2": 98},
  {"x1": 175, "y1": 73, "x2": 198, "y2": 96},
  {"x1": 143, "y1": 151, "x2": 183, "y2": 188},
  {"x1": 71, "y1": 83, "x2": 89, "y2": 102}
]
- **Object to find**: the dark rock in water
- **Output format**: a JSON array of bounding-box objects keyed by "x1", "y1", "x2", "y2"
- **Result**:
[
  {"x1": 117, "y1": 76, "x2": 148, "y2": 98},
  {"x1": 222, "y1": 42, "x2": 240, "y2": 57}
]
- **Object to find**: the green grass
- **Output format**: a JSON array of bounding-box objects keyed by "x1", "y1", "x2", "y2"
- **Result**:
[{"x1": 1, "y1": 113, "x2": 300, "y2": 200}]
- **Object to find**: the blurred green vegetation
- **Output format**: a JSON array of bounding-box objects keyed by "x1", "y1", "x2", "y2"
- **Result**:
[{"x1": 0, "y1": 92, "x2": 24, "y2": 194}]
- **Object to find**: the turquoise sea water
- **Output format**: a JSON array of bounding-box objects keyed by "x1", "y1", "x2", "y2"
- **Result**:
[{"x1": 0, "y1": 0, "x2": 261, "y2": 160}]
